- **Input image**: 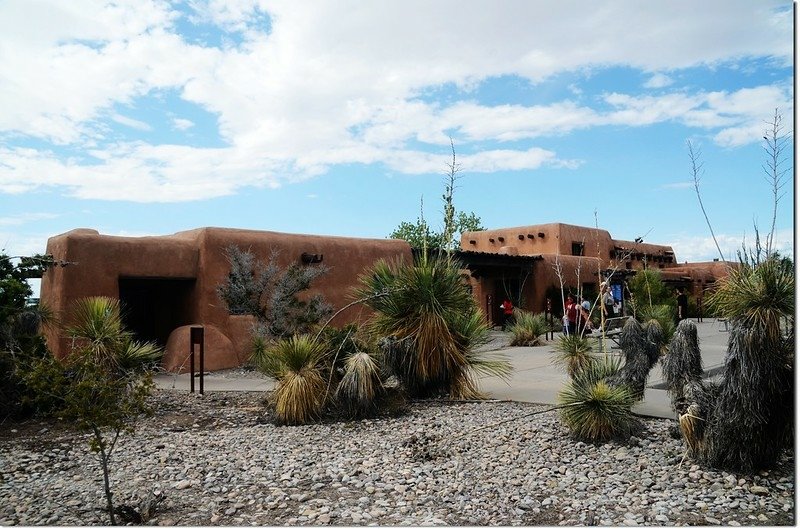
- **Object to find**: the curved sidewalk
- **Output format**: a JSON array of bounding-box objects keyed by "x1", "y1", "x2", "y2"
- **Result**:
[{"x1": 153, "y1": 320, "x2": 730, "y2": 420}]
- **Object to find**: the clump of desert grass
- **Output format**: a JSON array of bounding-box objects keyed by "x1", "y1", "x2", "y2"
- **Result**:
[
  {"x1": 508, "y1": 309, "x2": 550, "y2": 346},
  {"x1": 260, "y1": 334, "x2": 328, "y2": 425}
]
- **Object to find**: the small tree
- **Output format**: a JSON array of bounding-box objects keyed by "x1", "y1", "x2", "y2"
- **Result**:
[
  {"x1": 389, "y1": 140, "x2": 485, "y2": 250},
  {"x1": 217, "y1": 246, "x2": 332, "y2": 341},
  {"x1": 24, "y1": 296, "x2": 158, "y2": 525}
]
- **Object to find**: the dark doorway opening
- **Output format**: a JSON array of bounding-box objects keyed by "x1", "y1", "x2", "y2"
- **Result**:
[
  {"x1": 493, "y1": 277, "x2": 521, "y2": 327},
  {"x1": 119, "y1": 277, "x2": 196, "y2": 346}
]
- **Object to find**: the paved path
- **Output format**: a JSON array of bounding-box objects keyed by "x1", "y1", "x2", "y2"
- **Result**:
[{"x1": 154, "y1": 319, "x2": 730, "y2": 419}]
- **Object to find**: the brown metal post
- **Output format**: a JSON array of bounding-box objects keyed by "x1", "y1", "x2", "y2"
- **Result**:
[
  {"x1": 189, "y1": 331, "x2": 195, "y2": 394},
  {"x1": 191, "y1": 326, "x2": 205, "y2": 395}
]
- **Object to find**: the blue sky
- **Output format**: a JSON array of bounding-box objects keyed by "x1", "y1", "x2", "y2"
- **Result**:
[{"x1": 0, "y1": 0, "x2": 794, "y2": 275}]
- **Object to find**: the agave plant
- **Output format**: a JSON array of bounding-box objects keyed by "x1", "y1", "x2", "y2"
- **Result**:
[
  {"x1": 356, "y1": 253, "x2": 510, "y2": 398},
  {"x1": 558, "y1": 356, "x2": 636, "y2": 441},
  {"x1": 261, "y1": 334, "x2": 329, "y2": 425},
  {"x1": 508, "y1": 310, "x2": 549, "y2": 346},
  {"x1": 552, "y1": 334, "x2": 596, "y2": 378}
]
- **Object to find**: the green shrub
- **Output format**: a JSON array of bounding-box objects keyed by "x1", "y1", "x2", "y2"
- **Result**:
[
  {"x1": 508, "y1": 310, "x2": 549, "y2": 346},
  {"x1": 558, "y1": 357, "x2": 636, "y2": 442}
]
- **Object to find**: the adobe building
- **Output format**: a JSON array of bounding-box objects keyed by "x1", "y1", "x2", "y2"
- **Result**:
[
  {"x1": 40, "y1": 227, "x2": 412, "y2": 372},
  {"x1": 457, "y1": 223, "x2": 729, "y2": 325},
  {"x1": 40, "y1": 223, "x2": 729, "y2": 371}
]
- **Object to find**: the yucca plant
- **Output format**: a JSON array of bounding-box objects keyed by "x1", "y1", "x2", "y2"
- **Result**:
[
  {"x1": 558, "y1": 356, "x2": 636, "y2": 442},
  {"x1": 67, "y1": 297, "x2": 163, "y2": 375},
  {"x1": 698, "y1": 256, "x2": 793, "y2": 471},
  {"x1": 604, "y1": 318, "x2": 659, "y2": 401},
  {"x1": 260, "y1": 334, "x2": 329, "y2": 425},
  {"x1": 635, "y1": 304, "x2": 675, "y2": 345},
  {"x1": 451, "y1": 308, "x2": 511, "y2": 399},
  {"x1": 67, "y1": 297, "x2": 128, "y2": 372},
  {"x1": 508, "y1": 310, "x2": 549, "y2": 346},
  {"x1": 356, "y1": 253, "x2": 510, "y2": 398},
  {"x1": 552, "y1": 334, "x2": 596, "y2": 378},
  {"x1": 116, "y1": 337, "x2": 163, "y2": 372}
]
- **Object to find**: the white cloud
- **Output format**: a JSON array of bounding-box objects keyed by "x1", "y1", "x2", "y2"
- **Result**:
[
  {"x1": 172, "y1": 118, "x2": 195, "y2": 130},
  {"x1": 111, "y1": 114, "x2": 152, "y2": 131},
  {"x1": 668, "y1": 228, "x2": 794, "y2": 263},
  {"x1": 0, "y1": 212, "x2": 59, "y2": 226},
  {"x1": 0, "y1": 0, "x2": 792, "y2": 201},
  {"x1": 643, "y1": 73, "x2": 673, "y2": 89}
]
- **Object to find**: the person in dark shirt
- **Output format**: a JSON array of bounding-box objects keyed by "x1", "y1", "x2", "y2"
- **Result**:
[{"x1": 676, "y1": 288, "x2": 689, "y2": 322}]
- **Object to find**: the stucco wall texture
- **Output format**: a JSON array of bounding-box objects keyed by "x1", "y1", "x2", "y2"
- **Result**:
[{"x1": 41, "y1": 227, "x2": 412, "y2": 372}]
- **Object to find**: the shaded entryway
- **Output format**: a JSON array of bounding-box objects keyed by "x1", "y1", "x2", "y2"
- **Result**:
[{"x1": 119, "y1": 277, "x2": 196, "y2": 346}]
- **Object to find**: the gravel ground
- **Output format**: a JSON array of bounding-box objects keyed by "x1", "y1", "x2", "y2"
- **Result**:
[{"x1": 0, "y1": 390, "x2": 794, "y2": 526}]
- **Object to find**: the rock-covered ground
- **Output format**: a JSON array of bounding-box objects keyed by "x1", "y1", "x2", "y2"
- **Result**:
[{"x1": 0, "y1": 390, "x2": 794, "y2": 526}]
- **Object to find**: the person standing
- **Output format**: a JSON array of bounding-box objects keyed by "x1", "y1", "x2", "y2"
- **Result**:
[
  {"x1": 601, "y1": 283, "x2": 615, "y2": 320},
  {"x1": 564, "y1": 296, "x2": 578, "y2": 335},
  {"x1": 676, "y1": 288, "x2": 688, "y2": 322},
  {"x1": 500, "y1": 298, "x2": 514, "y2": 330}
]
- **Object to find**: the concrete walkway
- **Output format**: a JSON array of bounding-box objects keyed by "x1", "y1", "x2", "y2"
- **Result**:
[{"x1": 153, "y1": 319, "x2": 731, "y2": 420}]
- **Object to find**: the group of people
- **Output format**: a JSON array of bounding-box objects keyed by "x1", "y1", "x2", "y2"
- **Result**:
[{"x1": 562, "y1": 282, "x2": 618, "y2": 336}]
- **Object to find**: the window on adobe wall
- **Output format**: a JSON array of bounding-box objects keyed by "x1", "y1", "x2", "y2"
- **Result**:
[{"x1": 571, "y1": 241, "x2": 584, "y2": 256}]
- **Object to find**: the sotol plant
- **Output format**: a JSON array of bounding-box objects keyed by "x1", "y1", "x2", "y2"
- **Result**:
[{"x1": 356, "y1": 253, "x2": 511, "y2": 399}]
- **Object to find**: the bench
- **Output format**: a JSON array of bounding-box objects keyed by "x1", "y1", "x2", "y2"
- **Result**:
[{"x1": 589, "y1": 316, "x2": 631, "y2": 349}]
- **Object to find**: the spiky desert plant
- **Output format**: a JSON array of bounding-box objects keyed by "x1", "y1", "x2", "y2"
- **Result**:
[
  {"x1": 558, "y1": 356, "x2": 636, "y2": 442},
  {"x1": 335, "y1": 350, "x2": 385, "y2": 416},
  {"x1": 604, "y1": 318, "x2": 659, "y2": 401},
  {"x1": 642, "y1": 320, "x2": 665, "y2": 365},
  {"x1": 552, "y1": 334, "x2": 596, "y2": 378},
  {"x1": 67, "y1": 297, "x2": 163, "y2": 374},
  {"x1": 508, "y1": 310, "x2": 549, "y2": 346},
  {"x1": 636, "y1": 304, "x2": 675, "y2": 344},
  {"x1": 67, "y1": 297, "x2": 128, "y2": 372},
  {"x1": 356, "y1": 253, "x2": 510, "y2": 398},
  {"x1": 665, "y1": 257, "x2": 794, "y2": 471},
  {"x1": 116, "y1": 337, "x2": 163, "y2": 372},
  {"x1": 706, "y1": 256, "x2": 794, "y2": 471},
  {"x1": 261, "y1": 334, "x2": 329, "y2": 425},
  {"x1": 662, "y1": 319, "x2": 704, "y2": 417},
  {"x1": 450, "y1": 309, "x2": 511, "y2": 399}
]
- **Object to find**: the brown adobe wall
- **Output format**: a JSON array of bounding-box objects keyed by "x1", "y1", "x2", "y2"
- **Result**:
[
  {"x1": 535, "y1": 255, "x2": 603, "y2": 312},
  {"x1": 462, "y1": 223, "x2": 677, "y2": 273},
  {"x1": 40, "y1": 227, "x2": 412, "y2": 371},
  {"x1": 40, "y1": 229, "x2": 201, "y2": 360}
]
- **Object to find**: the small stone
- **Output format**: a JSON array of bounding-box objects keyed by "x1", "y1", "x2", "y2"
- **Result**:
[
  {"x1": 750, "y1": 485, "x2": 769, "y2": 496},
  {"x1": 174, "y1": 480, "x2": 192, "y2": 490},
  {"x1": 704, "y1": 516, "x2": 721, "y2": 525}
]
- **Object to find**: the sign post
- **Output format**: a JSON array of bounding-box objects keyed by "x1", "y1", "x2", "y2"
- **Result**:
[{"x1": 189, "y1": 326, "x2": 205, "y2": 394}]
